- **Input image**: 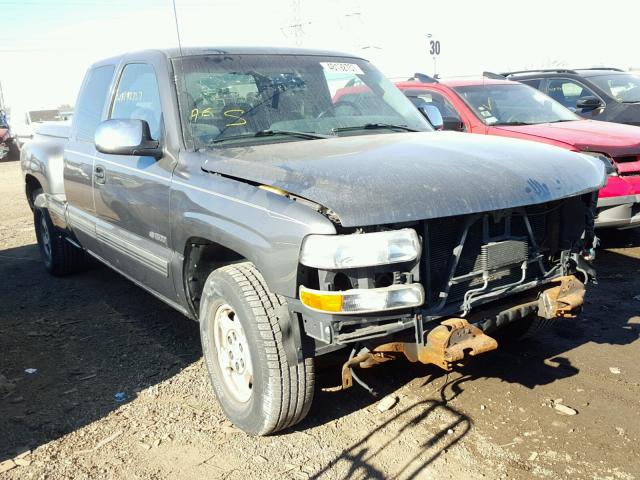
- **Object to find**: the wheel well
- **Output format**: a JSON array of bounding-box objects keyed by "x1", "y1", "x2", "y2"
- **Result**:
[
  {"x1": 183, "y1": 238, "x2": 246, "y2": 317},
  {"x1": 25, "y1": 175, "x2": 42, "y2": 210}
]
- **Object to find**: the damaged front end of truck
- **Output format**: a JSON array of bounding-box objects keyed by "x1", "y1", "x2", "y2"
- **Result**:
[
  {"x1": 294, "y1": 193, "x2": 597, "y2": 391},
  {"x1": 201, "y1": 130, "x2": 605, "y2": 394}
]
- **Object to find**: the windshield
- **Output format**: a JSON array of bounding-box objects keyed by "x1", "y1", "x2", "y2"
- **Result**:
[
  {"x1": 453, "y1": 83, "x2": 579, "y2": 125},
  {"x1": 589, "y1": 74, "x2": 640, "y2": 103},
  {"x1": 174, "y1": 54, "x2": 431, "y2": 147}
]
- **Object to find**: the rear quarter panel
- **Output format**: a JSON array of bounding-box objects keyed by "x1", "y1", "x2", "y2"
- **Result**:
[{"x1": 20, "y1": 131, "x2": 68, "y2": 195}]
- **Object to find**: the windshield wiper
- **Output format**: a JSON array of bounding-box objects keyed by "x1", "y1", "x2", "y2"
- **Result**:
[
  {"x1": 332, "y1": 123, "x2": 419, "y2": 134},
  {"x1": 211, "y1": 129, "x2": 331, "y2": 144},
  {"x1": 255, "y1": 129, "x2": 332, "y2": 139}
]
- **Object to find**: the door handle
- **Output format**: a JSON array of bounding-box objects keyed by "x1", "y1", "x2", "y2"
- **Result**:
[{"x1": 94, "y1": 165, "x2": 106, "y2": 184}]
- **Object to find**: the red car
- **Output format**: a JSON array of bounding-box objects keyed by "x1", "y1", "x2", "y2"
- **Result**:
[
  {"x1": 333, "y1": 77, "x2": 640, "y2": 230},
  {"x1": 391, "y1": 77, "x2": 640, "y2": 230}
]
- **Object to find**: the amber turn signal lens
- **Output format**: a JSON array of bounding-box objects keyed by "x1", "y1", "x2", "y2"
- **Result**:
[{"x1": 299, "y1": 289, "x2": 344, "y2": 313}]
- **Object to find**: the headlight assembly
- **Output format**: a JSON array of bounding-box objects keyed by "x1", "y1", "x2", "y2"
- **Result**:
[{"x1": 300, "y1": 228, "x2": 421, "y2": 269}]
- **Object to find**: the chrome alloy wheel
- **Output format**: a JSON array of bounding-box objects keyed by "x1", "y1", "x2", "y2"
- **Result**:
[{"x1": 212, "y1": 303, "x2": 253, "y2": 403}]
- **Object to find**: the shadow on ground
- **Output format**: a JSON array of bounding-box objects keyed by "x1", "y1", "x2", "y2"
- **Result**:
[
  {"x1": 298, "y1": 247, "x2": 640, "y2": 478},
  {"x1": 0, "y1": 154, "x2": 19, "y2": 164},
  {"x1": 1, "y1": 240, "x2": 638, "y2": 471},
  {"x1": 0, "y1": 243, "x2": 201, "y2": 460},
  {"x1": 306, "y1": 374, "x2": 472, "y2": 480}
]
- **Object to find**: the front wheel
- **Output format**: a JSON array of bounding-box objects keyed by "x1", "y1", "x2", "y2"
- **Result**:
[{"x1": 199, "y1": 262, "x2": 314, "y2": 435}]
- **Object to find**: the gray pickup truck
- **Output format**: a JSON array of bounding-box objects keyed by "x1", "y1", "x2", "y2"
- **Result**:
[{"x1": 21, "y1": 47, "x2": 605, "y2": 435}]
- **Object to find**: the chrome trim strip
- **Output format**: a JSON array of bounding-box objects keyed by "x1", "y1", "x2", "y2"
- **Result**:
[
  {"x1": 67, "y1": 206, "x2": 95, "y2": 235},
  {"x1": 95, "y1": 222, "x2": 169, "y2": 277}
]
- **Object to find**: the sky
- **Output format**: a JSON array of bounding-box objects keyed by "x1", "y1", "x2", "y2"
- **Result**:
[{"x1": 2, "y1": 0, "x2": 640, "y2": 118}]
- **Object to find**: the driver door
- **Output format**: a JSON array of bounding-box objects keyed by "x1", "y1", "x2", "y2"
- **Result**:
[{"x1": 93, "y1": 63, "x2": 176, "y2": 299}]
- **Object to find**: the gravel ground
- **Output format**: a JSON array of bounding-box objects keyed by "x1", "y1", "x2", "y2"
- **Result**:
[{"x1": 1, "y1": 158, "x2": 639, "y2": 479}]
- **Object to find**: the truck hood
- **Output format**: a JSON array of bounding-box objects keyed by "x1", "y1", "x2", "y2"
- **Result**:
[
  {"x1": 492, "y1": 119, "x2": 640, "y2": 157},
  {"x1": 201, "y1": 132, "x2": 605, "y2": 227}
]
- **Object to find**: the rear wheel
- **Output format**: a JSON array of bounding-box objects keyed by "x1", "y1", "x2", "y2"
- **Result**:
[
  {"x1": 199, "y1": 262, "x2": 314, "y2": 435},
  {"x1": 33, "y1": 192, "x2": 86, "y2": 276},
  {"x1": 7, "y1": 141, "x2": 20, "y2": 161}
]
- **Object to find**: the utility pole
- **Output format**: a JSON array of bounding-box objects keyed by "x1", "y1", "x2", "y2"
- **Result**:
[
  {"x1": 281, "y1": 0, "x2": 304, "y2": 46},
  {"x1": 291, "y1": 0, "x2": 302, "y2": 46}
]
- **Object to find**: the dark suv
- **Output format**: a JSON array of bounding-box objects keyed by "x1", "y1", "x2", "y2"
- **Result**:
[{"x1": 502, "y1": 68, "x2": 640, "y2": 126}]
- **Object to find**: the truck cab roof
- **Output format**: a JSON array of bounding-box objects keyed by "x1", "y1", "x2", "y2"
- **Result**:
[{"x1": 91, "y1": 46, "x2": 365, "y2": 69}]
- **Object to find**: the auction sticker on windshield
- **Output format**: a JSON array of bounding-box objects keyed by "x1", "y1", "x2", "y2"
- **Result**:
[{"x1": 320, "y1": 62, "x2": 364, "y2": 75}]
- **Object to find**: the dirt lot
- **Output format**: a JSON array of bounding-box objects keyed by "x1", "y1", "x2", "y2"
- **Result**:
[{"x1": 1, "y1": 158, "x2": 639, "y2": 479}]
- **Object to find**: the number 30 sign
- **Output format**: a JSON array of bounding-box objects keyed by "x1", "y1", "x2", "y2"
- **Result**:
[{"x1": 429, "y1": 40, "x2": 441, "y2": 56}]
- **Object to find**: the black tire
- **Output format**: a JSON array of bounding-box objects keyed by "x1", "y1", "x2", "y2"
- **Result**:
[
  {"x1": 199, "y1": 262, "x2": 314, "y2": 435},
  {"x1": 34, "y1": 196, "x2": 86, "y2": 276},
  {"x1": 7, "y1": 141, "x2": 20, "y2": 161},
  {"x1": 496, "y1": 313, "x2": 557, "y2": 341}
]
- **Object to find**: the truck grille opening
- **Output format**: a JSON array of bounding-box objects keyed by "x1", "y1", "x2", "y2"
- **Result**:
[{"x1": 422, "y1": 197, "x2": 588, "y2": 311}]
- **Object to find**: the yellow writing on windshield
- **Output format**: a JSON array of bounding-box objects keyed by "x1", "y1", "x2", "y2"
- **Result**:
[
  {"x1": 223, "y1": 109, "x2": 247, "y2": 127},
  {"x1": 189, "y1": 107, "x2": 246, "y2": 126},
  {"x1": 190, "y1": 107, "x2": 214, "y2": 121}
]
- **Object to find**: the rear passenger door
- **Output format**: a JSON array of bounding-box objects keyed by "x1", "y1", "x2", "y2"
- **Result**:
[
  {"x1": 64, "y1": 64, "x2": 115, "y2": 254},
  {"x1": 93, "y1": 63, "x2": 175, "y2": 298}
]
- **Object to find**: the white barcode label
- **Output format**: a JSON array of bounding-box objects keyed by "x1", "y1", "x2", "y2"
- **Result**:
[{"x1": 320, "y1": 62, "x2": 364, "y2": 75}]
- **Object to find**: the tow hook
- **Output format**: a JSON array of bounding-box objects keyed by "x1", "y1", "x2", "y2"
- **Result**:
[
  {"x1": 336, "y1": 275, "x2": 585, "y2": 391},
  {"x1": 392, "y1": 318, "x2": 499, "y2": 371},
  {"x1": 337, "y1": 319, "x2": 499, "y2": 391},
  {"x1": 537, "y1": 274, "x2": 585, "y2": 319}
]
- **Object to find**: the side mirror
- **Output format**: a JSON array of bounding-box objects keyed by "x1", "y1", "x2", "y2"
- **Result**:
[
  {"x1": 442, "y1": 116, "x2": 465, "y2": 132},
  {"x1": 418, "y1": 105, "x2": 444, "y2": 130},
  {"x1": 576, "y1": 96, "x2": 603, "y2": 111},
  {"x1": 94, "y1": 119, "x2": 162, "y2": 159}
]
